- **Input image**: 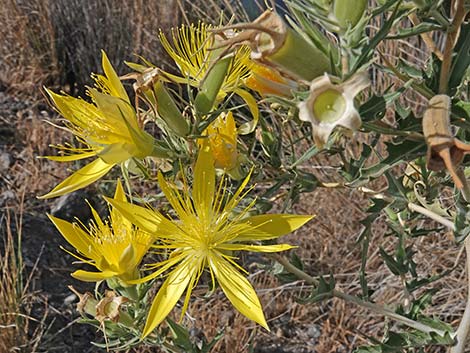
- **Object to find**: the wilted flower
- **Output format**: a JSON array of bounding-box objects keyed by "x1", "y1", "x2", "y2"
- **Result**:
[
  {"x1": 48, "y1": 180, "x2": 154, "y2": 283},
  {"x1": 423, "y1": 94, "x2": 470, "y2": 189},
  {"x1": 298, "y1": 72, "x2": 370, "y2": 148},
  {"x1": 244, "y1": 61, "x2": 299, "y2": 98},
  {"x1": 39, "y1": 51, "x2": 159, "y2": 199},
  {"x1": 107, "y1": 146, "x2": 313, "y2": 337}
]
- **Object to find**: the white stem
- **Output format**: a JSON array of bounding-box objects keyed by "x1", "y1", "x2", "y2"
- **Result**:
[
  {"x1": 451, "y1": 236, "x2": 470, "y2": 353},
  {"x1": 408, "y1": 202, "x2": 456, "y2": 231}
]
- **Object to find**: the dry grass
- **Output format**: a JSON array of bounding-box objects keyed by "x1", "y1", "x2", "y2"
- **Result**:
[{"x1": 0, "y1": 204, "x2": 46, "y2": 353}]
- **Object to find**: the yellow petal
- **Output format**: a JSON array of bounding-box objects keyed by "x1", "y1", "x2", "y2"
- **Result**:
[
  {"x1": 98, "y1": 142, "x2": 133, "y2": 164},
  {"x1": 217, "y1": 243, "x2": 296, "y2": 253},
  {"x1": 44, "y1": 151, "x2": 96, "y2": 162},
  {"x1": 101, "y1": 50, "x2": 130, "y2": 102},
  {"x1": 72, "y1": 269, "x2": 118, "y2": 282},
  {"x1": 142, "y1": 259, "x2": 197, "y2": 338},
  {"x1": 193, "y1": 145, "x2": 215, "y2": 220},
  {"x1": 48, "y1": 214, "x2": 95, "y2": 258},
  {"x1": 38, "y1": 158, "x2": 114, "y2": 199},
  {"x1": 209, "y1": 254, "x2": 269, "y2": 330},
  {"x1": 105, "y1": 198, "x2": 180, "y2": 237},
  {"x1": 88, "y1": 88, "x2": 137, "y2": 132},
  {"x1": 114, "y1": 179, "x2": 126, "y2": 202},
  {"x1": 157, "y1": 171, "x2": 191, "y2": 221},
  {"x1": 235, "y1": 214, "x2": 314, "y2": 241},
  {"x1": 235, "y1": 88, "x2": 259, "y2": 135}
]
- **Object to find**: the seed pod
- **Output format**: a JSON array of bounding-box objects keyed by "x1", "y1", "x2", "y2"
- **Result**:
[
  {"x1": 153, "y1": 80, "x2": 190, "y2": 137},
  {"x1": 194, "y1": 46, "x2": 232, "y2": 115},
  {"x1": 423, "y1": 94, "x2": 470, "y2": 189},
  {"x1": 214, "y1": 11, "x2": 332, "y2": 82},
  {"x1": 333, "y1": 0, "x2": 367, "y2": 30}
]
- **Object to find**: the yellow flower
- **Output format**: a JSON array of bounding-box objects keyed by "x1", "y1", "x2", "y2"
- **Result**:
[
  {"x1": 107, "y1": 146, "x2": 313, "y2": 337},
  {"x1": 48, "y1": 180, "x2": 154, "y2": 284},
  {"x1": 244, "y1": 61, "x2": 299, "y2": 98},
  {"x1": 200, "y1": 111, "x2": 239, "y2": 171},
  {"x1": 39, "y1": 51, "x2": 158, "y2": 199},
  {"x1": 159, "y1": 22, "x2": 259, "y2": 134},
  {"x1": 160, "y1": 22, "x2": 250, "y2": 95}
]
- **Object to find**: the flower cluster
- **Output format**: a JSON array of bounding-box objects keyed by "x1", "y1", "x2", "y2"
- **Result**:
[{"x1": 40, "y1": 6, "x2": 375, "y2": 349}]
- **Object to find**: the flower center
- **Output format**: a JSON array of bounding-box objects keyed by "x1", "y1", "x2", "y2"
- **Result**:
[{"x1": 312, "y1": 89, "x2": 346, "y2": 123}]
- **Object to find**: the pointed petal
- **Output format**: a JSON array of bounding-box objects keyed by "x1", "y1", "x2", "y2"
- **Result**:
[
  {"x1": 38, "y1": 158, "x2": 114, "y2": 199},
  {"x1": 157, "y1": 171, "x2": 191, "y2": 220},
  {"x1": 88, "y1": 88, "x2": 137, "y2": 132},
  {"x1": 235, "y1": 89, "x2": 259, "y2": 135},
  {"x1": 44, "y1": 151, "x2": 96, "y2": 162},
  {"x1": 114, "y1": 179, "x2": 127, "y2": 202},
  {"x1": 142, "y1": 259, "x2": 197, "y2": 338},
  {"x1": 194, "y1": 144, "x2": 215, "y2": 220},
  {"x1": 105, "y1": 198, "x2": 180, "y2": 237},
  {"x1": 48, "y1": 214, "x2": 95, "y2": 258},
  {"x1": 235, "y1": 214, "x2": 314, "y2": 241},
  {"x1": 217, "y1": 243, "x2": 296, "y2": 252},
  {"x1": 72, "y1": 269, "x2": 117, "y2": 282},
  {"x1": 209, "y1": 254, "x2": 269, "y2": 330},
  {"x1": 98, "y1": 142, "x2": 133, "y2": 164},
  {"x1": 101, "y1": 50, "x2": 130, "y2": 102}
]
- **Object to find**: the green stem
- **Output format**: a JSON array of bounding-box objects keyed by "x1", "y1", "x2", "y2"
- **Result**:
[{"x1": 271, "y1": 254, "x2": 449, "y2": 337}]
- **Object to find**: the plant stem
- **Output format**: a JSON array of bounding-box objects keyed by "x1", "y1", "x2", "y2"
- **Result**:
[
  {"x1": 451, "y1": 236, "x2": 470, "y2": 353},
  {"x1": 439, "y1": 0, "x2": 467, "y2": 94},
  {"x1": 407, "y1": 202, "x2": 456, "y2": 230},
  {"x1": 271, "y1": 254, "x2": 448, "y2": 337}
]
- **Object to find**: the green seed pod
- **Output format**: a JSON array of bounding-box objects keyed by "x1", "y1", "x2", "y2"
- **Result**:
[
  {"x1": 333, "y1": 0, "x2": 367, "y2": 30},
  {"x1": 215, "y1": 11, "x2": 332, "y2": 82},
  {"x1": 194, "y1": 47, "x2": 232, "y2": 115},
  {"x1": 153, "y1": 80, "x2": 190, "y2": 137}
]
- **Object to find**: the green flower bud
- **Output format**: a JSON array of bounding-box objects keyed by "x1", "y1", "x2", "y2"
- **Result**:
[
  {"x1": 153, "y1": 80, "x2": 190, "y2": 137},
  {"x1": 333, "y1": 0, "x2": 367, "y2": 30},
  {"x1": 194, "y1": 43, "x2": 232, "y2": 115}
]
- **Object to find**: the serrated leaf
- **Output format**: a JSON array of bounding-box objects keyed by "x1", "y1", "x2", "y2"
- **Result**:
[{"x1": 297, "y1": 275, "x2": 335, "y2": 304}]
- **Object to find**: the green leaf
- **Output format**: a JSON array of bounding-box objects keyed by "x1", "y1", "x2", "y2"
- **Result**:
[
  {"x1": 386, "y1": 21, "x2": 441, "y2": 39},
  {"x1": 166, "y1": 318, "x2": 195, "y2": 352},
  {"x1": 349, "y1": 140, "x2": 426, "y2": 186},
  {"x1": 351, "y1": 2, "x2": 403, "y2": 71},
  {"x1": 360, "y1": 95, "x2": 387, "y2": 122},
  {"x1": 297, "y1": 275, "x2": 335, "y2": 304}
]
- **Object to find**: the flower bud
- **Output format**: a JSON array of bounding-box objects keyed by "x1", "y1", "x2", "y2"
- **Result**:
[
  {"x1": 333, "y1": 0, "x2": 367, "y2": 30},
  {"x1": 195, "y1": 37, "x2": 233, "y2": 115},
  {"x1": 153, "y1": 80, "x2": 190, "y2": 137}
]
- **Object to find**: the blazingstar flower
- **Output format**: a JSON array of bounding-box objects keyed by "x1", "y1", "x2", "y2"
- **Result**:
[
  {"x1": 159, "y1": 22, "x2": 259, "y2": 133},
  {"x1": 107, "y1": 146, "x2": 313, "y2": 338},
  {"x1": 298, "y1": 72, "x2": 370, "y2": 148},
  {"x1": 201, "y1": 111, "x2": 239, "y2": 172},
  {"x1": 48, "y1": 180, "x2": 154, "y2": 283},
  {"x1": 39, "y1": 51, "x2": 159, "y2": 199}
]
